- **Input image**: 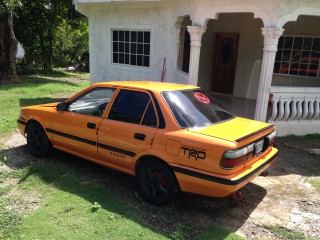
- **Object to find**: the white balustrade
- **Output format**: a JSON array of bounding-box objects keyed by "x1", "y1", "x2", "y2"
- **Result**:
[{"x1": 269, "y1": 86, "x2": 320, "y2": 123}]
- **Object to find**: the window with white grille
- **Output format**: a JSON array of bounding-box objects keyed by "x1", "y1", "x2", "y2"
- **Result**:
[
  {"x1": 274, "y1": 36, "x2": 320, "y2": 78},
  {"x1": 112, "y1": 30, "x2": 151, "y2": 67}
]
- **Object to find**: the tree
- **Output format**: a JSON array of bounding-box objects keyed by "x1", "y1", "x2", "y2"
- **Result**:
[
  {"x1": 14, "y1": 0, "x2": 88, "y2": 70},
  {"x1": 54, "y1": 18, "x2": 89, "y2": 66},
  {"x1": 0, "y1": 0, "x2": 19, "y2": 83}
]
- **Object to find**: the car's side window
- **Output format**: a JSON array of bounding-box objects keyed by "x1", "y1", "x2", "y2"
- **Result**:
[
  {"x1": 108, "y1": 89, "x2": 158, "y2": 126},
  {"x1": 141, "y1": 100, "x2": 158, "y2": 127},
  {"x1": 68, "y1": 87, "x2": 116, "y2": 117}
]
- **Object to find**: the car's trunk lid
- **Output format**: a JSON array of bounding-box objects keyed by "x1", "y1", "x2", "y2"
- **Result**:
[{"x1": 188, "y1": 117, "x2": 274, "y2": 143}]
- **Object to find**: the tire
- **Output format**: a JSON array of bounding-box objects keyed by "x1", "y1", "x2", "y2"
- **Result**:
[
  {"x1": 27, "y1": 122, "x2": 51, "y2": 158},
  {"x1": 137, "y1": 160, "x2": 178, "y2": 205}
]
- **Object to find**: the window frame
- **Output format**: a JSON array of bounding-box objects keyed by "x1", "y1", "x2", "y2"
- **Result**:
[
  {"x1": 106, "y1": 88, "x2": 159, "y2": 128},
  {"x1": 274, "y1": 35, "x2": 320, "y2": 79},
  {"x1": 111, "y1": 28, "x2": 152, "y2": 68},
  {"x1": 66, "y1": 87, "x2": 117, "y2": 118}
]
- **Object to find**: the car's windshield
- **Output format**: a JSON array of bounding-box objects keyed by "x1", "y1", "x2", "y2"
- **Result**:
[{"x1": 162, "y1": 89, "x2": 234, "y2": 128}]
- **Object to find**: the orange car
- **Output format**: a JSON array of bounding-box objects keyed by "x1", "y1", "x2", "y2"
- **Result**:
[{"x1": 17, "y1": 81, "x2": 278, "y2": 205}]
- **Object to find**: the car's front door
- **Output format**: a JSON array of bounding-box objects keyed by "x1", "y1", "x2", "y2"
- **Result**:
[
  {"x1": 97, "y1": 89, "x2": 159, "y2": 174},
  {"x1": 49, "y1": 87, "x2": 116, "y2": 161}
]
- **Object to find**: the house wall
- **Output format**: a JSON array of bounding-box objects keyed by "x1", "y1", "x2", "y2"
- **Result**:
[
  {"x1": 271, "y1": 15, "x2": 320, "y2": 87},
  {"x1": 75, "y1": 0, "x2": 320, "y2": 88},
  {"x1": 89, "y1": 6, "x2": 174, "y2": 84},
  {"x1": 198, "y1": 13, "x2": 264, "y2": 100}
]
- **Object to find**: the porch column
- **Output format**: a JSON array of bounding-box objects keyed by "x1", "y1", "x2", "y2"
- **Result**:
[
  {"x1": 254, "y1": 27, "x2": 284, "y2": 122},
  {"x1": 171, "y1": 26, "x2": 181, "y2": 69},
  {"x1": 187, "y1": 26, "x2": 206, "y2": 86}
]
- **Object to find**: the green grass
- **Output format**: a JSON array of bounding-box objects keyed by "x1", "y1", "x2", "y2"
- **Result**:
[
  {"x1": 281, "y1": 134, "x2": 320, "y2": 140},
  {"x1": 0, "y1": 161, "x2": 167, "y2": 240},
  {"x1": 267, "y1": 226, "x2": 305, "y2": 240},
  {"x1": 0, "y1": 68, "x2": 89, "y2": 136},
  {"x1": 0, "y1": 167, "x2": 33, "y2": 238},
  {"x1": 310, "y1": 178, "x2": 320, "y2": 193},
  {"x1": 194, "y1": 225, "x2": 246, "y2": 240}
]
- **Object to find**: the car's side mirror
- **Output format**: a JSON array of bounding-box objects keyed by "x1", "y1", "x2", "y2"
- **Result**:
[{"x1": 56, "y1": 102, "x2": 68, "y2": 111}]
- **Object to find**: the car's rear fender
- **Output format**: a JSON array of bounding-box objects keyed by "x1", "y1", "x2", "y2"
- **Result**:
[
  {"x1": 171, "y1": 147, "x2": 278, "y2": 197},
  {"x1": 133, "y1": 148, "x2": 174, "y2": 173}
]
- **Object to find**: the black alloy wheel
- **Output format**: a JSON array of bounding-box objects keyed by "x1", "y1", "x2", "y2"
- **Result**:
[
  {"x1": 137, "y1": 160, "x2": 178, "y2": 205},
  {"x1": 27, "y1": 122, "x2": 51, "y2": 158}
]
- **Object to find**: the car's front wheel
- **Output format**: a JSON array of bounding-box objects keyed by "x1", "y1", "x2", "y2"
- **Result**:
[
  {"x1": 27, "y1": 122, "x2": 51, "y2": 158},
  {"x1": 137, "y1": 160, "x2": 178, "y2": 205}
]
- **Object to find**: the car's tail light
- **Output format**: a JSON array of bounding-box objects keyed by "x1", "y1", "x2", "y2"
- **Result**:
[
  {"x1": 221, "y1": 144, "x2": 254, "y2": 169},
  {"x1": 267, "y1": 131, "x2": 277, "y2": 146},
  {"x1": 221, "y1": 130, "x2": 276, "y2": 170},
  {"x1": 263, "y1": 130, "x2": 277, "y2": 151}
]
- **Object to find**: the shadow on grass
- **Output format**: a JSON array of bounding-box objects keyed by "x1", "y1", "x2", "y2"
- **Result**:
[
  {"x1": 19, "y1": 98, "x2": 68, "y2": 107},
  {"x1": 0, "y1": 75, "x2": 87, "y2": 92},
  {"x1": 33, "y1": 69, "x2": 72, "y2": 78},
  {"x1": 18, "y1": 68, "x2": 87, "y2": 78},
  {"x1": 0, "y1": 141, "x2": 267, "y2": 239},
  {"x1": 0, "y1": 144, "x2": 166, "y2": 238}
]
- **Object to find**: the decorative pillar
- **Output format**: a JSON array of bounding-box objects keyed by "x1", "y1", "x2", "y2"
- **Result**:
[
  {"x1": 254, "y1": 27, "x2": 284, "y2": 122},
  {"x1": 178, "y1": 27, "x2": 185, "y2": 70},
  {"x1": 187, "y1": 26, "x2": 206, "y2": 86},
  {"x1": 171, "y1": 26, "x2": 181, "y2": 70}
]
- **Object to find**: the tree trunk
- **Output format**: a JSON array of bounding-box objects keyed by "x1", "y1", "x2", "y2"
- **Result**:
[{"x1": 0, "y1": 11, "x2": 19, "y2": 83}]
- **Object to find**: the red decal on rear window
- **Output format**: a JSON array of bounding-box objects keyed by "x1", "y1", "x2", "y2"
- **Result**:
[{"x1": 194, "y1": 92, "x2": 210, "y2": 104}]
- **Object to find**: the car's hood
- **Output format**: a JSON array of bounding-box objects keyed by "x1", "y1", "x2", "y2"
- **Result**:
[
  {"x1": 33, "y1": 102, "x2": 59, "y2": 108},
  {"x1": 188, "y1": 117, "x2": 273, "y2": 142}
]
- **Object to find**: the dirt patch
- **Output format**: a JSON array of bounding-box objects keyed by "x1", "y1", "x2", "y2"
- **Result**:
[
  {"x1": 5, "y1": 189, "x2": 42, "y2": 214},
  {"x1": 1, "y1": 133, "x2": 320, "y2": 239},
  {"x1": 0, "y1": 129, "x2": 30, "y2": 170}
]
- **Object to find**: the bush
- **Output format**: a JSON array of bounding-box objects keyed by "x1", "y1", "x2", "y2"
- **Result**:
[{"x1": 16, "y1": 60, "x2": 43, "y2": 75}]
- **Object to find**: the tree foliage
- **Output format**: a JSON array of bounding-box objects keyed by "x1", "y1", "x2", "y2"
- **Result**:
[
  {"x1": 0, "y1": 0, "x2": 19, "y2": 12},
  {"x1": 14, "y1": 0, "x2": 88, "y2": 71}
]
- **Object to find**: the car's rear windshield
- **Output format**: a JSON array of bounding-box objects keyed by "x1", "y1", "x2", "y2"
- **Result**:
[{"x1": 162, "y1": 89, "x2": 234, "y2": 128}]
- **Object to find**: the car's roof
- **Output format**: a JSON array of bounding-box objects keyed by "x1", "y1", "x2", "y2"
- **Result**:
[{"x1": 92, "y1": 81, "x2": 199, "y2": 93}]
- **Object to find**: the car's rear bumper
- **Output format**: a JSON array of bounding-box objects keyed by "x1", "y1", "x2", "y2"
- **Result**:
[{"x1": 171, "y1": 147, "x2": 278, "y2": 197}]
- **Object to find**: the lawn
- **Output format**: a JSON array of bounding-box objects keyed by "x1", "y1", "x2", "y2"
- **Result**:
[
  {"x1": 0, "y1": 69, "x2": 245, "y2": 240},
  {"x1": 310, "y1": 178, "x2": 320, "y2": 193},
  {"x1": 0, "y1": 69, "x2": 89, "y2": 136}
]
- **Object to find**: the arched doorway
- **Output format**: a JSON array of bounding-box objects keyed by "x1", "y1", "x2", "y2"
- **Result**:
[
  {"x1": 177, "y1": 16, "x2": 192, "y2": 73},
  {"x1": 198, "y1": 13, "x2": 263, "y2": 100}
]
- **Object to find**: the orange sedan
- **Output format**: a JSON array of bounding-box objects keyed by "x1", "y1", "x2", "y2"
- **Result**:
[{"x1": 17, "y1": 81, "x2": 278, "y2": 205}]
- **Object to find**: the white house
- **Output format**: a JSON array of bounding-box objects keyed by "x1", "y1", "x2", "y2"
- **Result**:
[{"x1": 73, "y1": 0, "x2": 320, "y2": 136}]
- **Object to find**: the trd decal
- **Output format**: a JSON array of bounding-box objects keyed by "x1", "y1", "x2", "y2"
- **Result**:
[{"x1": 181, "y1": 146, "x2": 206, "y2": 160}]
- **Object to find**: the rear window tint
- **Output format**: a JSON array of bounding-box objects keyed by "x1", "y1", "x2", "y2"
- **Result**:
[{"x1": 162, "y1": 90, "x2": 234, "y2": 128}]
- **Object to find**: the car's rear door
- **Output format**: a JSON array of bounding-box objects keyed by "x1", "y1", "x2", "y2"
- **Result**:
[
  {"x1": 49, "y1": 87, "x2": 116, "y2": 161},
  {"x1": 97, "y1": 89, "x2": 159, "y2": 174}
]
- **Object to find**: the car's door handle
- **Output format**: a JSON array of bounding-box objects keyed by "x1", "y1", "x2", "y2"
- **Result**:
[
  {"x1": 134, "y1": 133, "x2": 146, "y2": 141},
  {"x1": 87, "y1": 122, "x2": 96, "y2": 129}
]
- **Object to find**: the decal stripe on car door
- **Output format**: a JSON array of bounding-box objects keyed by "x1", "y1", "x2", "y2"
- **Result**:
[{"x1": 46, "y1": 128, "x2": 136, "y2": 157}]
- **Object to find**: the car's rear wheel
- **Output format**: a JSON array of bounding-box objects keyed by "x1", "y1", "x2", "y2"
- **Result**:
[
  {"x1": 27, "y1": 122, "x2": 51, "y2": 158},
  {"x1": 137, "y1": 160, "x2": 178, "y2": 205}
]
